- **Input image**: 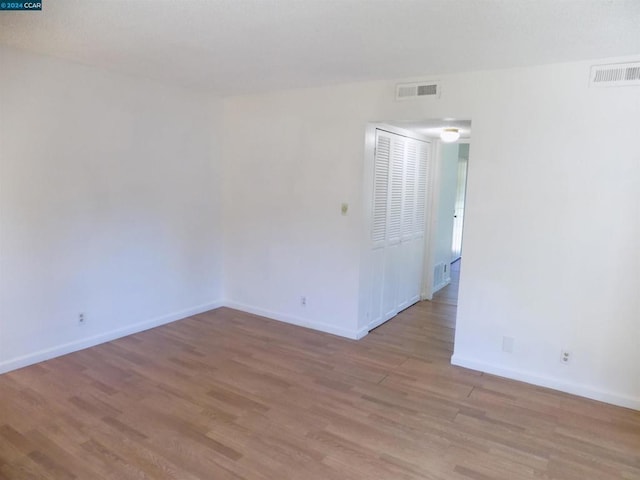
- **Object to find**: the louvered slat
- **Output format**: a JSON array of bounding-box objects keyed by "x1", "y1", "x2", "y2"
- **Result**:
[
  {"x1": 402, "y1": 141, "x2": 417, "y2": 239},
  {"x1": 372, "y1": 134, "x2": 390, "y2": 245},
  {"x1": 387, "y1": 138, "x2": 404, "y2": 243},
  {"x1": 414, "y1": 142, "x2": 429, "y2": 236}
]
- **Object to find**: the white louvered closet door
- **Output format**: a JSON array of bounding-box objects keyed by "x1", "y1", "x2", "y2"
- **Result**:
[
  {"x1": 397, "y1": 140, "x2": 417, "y2": 311},
  {"x1": 370, "y1": 132, "x2": 390, "y2": 325},
  {"x1": 382, "y1": 134, "x2": 405, "y2": 319},
  {"x1": 407, "y1": 140, "x2": 430, "y2": 305},
  {"x1": 370, "y1": 129, "x2": 430, "y2": 330}
]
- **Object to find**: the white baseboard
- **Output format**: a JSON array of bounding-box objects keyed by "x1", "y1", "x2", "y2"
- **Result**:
[
  {"x1": 421, "y1": 291, "x2": 434, "y2": 301},
  {"x1": 0, "y1": 299, "x2": 367, "y2": 375},
  {"x1": 451, "y1": 354, "x2": 640, "y2": 411},
  {"x1": 432, "y1": 279, "x2": 450, "y2": 295},
  {"x1": 354, "y1": 327, "x2": 369, "y2": 339},
  {"x1": 223, "y1": 300, "x2": 365, "y2": 340},
  {"x1": 0, "y1": 300, "x2": 224, "y2": 375}
]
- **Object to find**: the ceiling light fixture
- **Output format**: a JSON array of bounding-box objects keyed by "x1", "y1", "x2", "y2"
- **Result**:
[{"x1": 440, "y1": 128, "x2": 460, "y2": 143}]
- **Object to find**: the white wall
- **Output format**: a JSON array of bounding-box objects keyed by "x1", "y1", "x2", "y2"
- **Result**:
[
  {"x1": 1, "y1": 46, "x2": 638, "y2": 409},
  {"x1": 221, "y1": 56, "x2": 640, "y2": 409},
  {"x1": 219, "y1": 92, "x2": 372, "y2": 338},
  {"x1": 0, "y1": 47, "x2": 223, "y2": 371},
  {"x1": 451, "y1": 63, "x2": 640, "y2": 410},
  {"x1": 432, "y1": 142, "x2": 459, "y2": 292}
]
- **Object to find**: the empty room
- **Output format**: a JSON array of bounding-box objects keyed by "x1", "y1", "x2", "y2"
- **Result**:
[{"x1": 0, "y1": 1, "x2": 639, "y2": 479}]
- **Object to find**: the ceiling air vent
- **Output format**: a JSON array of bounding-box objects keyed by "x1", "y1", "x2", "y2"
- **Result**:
[
  {"x1": 590, "y1": 62, "x2": 640, "y2": 87},
  {"x1": 395, "y1": 81, "x2": 441, "y2": 100}
]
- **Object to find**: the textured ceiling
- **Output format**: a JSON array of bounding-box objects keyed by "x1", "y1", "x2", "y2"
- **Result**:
[{"x1": 1, "y1": 0, "x2": 639, "y2": 95}]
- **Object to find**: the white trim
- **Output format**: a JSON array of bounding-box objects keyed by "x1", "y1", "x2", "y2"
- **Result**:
[
  {"x1": 373, "y1": 123, "x2": 433, "y2": 142},
  {"x1": 224, "y1": 300, "x2": 365, "y2": 340},
  {"x1": 0, "y1": 300, "x2": 224, "y2": 374},
  {"x1": 354, "y1": 327, "x2": 369, "y2": 339},
  {"x1": 357, "y1": 123, "x2": 378, "y2": 331},
  {"x1": 0, "y1": 299, "x2": 366, "y2": 375},
  {"x1": 432, "y1": 278, "x2": 451, "y2": 294},
  {"x1": 367, "y1": 312, "x2": 393, "y2": 332},
  {"x1": 423, "y1": 139, "x2": 441, "y2": 298},
  {"x1": 451, "y1": 355, "x2": 640, "y2": 411}
]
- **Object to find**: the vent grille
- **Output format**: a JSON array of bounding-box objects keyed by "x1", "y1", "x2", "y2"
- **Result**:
[
  {"x1": 433, "y1": 262, "x2": 446, "y2": 289},
  {"x1": 396, "y1": 81, "x2": 441, "y2": 100},
  {"x1": 590, "y1": 62, "x2": 640, "y2": 87}
]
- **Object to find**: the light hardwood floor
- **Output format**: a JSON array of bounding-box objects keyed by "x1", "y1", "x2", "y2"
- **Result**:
[{"x1": 1, "y1": 264, "x2": 639, "y2": 479}]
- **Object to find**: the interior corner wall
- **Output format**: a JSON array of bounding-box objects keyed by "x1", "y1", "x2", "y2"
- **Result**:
[
  {"x1": 220, "y1": 55, "x2": 640, "y2": 409},
  {"x1": 218, "y1": 91, "x2": 374, "y2": 339},
  {"x1": 0, "y1": 47, "x2": 224, "y2": 372}
]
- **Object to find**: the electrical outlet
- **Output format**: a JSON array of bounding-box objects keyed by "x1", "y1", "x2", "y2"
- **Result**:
[
  {"x1": 78, "y1": 313, "x2": 86, "y2": 325},
  {"x1": 300, "y1": 296, "x2": 307, "y2": 306},
  {"x1": 560, "y1": 349, "x2": 571, "y2": 365},
  {"x1": 502, "y1": 336, "x2": 514, "y2": 353}
]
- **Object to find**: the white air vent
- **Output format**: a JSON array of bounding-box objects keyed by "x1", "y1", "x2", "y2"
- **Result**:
[
  {"x1": 433, "y1": 262, "x2": 446, "y2": 289},
  {"x1": 590, "y1": 62, "x2": 640, "y2": 87},
  {"x1": 396, "y1": 81, "x2": 441, "y2": 100}
]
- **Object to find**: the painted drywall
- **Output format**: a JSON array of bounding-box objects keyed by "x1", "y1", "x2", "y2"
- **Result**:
[
  {"x1": 1, "y1": 46, "x2": 637, "y2": 409},
  {"x1": 0, "y1": 47, "x2": 224, "y2": 371},
  {"x1": 221, "y1": 56, "x2": 640, "y2": 408},
  {"x1": 219, "y1": 93, "x2": 371, "y2": 338},
  {"x1": 432, "y1": 143, "x2": 459, "y2": 292}
]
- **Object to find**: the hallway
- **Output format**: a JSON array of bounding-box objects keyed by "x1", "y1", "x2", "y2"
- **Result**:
[{"x1": 434, "y1": 258, "x2": 461, "y2": 307}]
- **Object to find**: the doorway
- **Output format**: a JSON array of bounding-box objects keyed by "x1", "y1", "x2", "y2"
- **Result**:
[
  {"x1": 360, "y1": 119, "x2": 471, "y2": 334},
  {"x1": 452, "y1": 144, "x2": 469, "y2": 262},
  {"x1": 366, "y1": 126, "x2": 431, "y2": 331},
  {"x1": 432, "y1": 141, "x2": 470, "y2": 295}
]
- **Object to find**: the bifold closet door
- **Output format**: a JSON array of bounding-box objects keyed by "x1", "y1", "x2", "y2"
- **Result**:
[
  {"x1": 370, "y1": 130, "x2": 402, "y2": 326},
  {"x1": 370, "y1": 129, "x2": 430, "y2": 330},
  {"x1": 397, "y1": 139, "x2": 429, "y2": 311}
]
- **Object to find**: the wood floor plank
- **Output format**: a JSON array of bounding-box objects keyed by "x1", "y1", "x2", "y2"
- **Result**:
[{"x1": 1, "y1": 263, "x2": 638, "y2": 479}]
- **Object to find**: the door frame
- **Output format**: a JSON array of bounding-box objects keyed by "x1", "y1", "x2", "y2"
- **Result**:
[
  {"x1": 427, "y1": 138, "x2": 472, "y2": 297},
  {"x1": 451, "y1": 141, "x2": 470, "y2": 262},
  {"x1": 358, "y1": 123, "x2": 437, "y2": 334}
]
